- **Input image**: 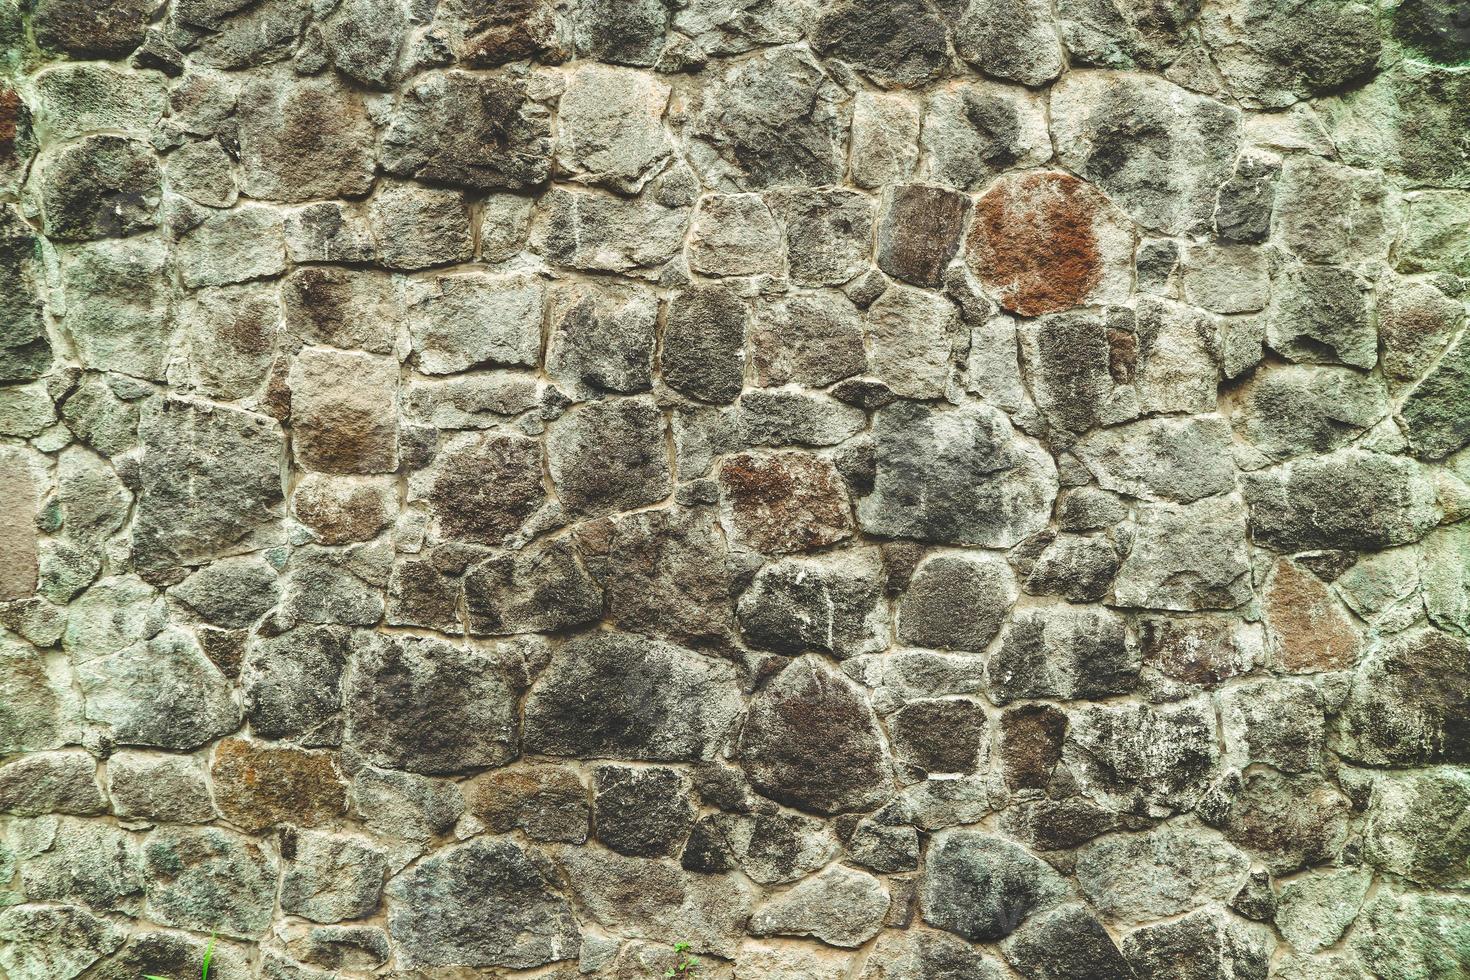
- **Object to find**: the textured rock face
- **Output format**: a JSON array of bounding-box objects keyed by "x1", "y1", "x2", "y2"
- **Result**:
[{"x1": 6, "y1": 3, "x2": 1467, "y2": 976}]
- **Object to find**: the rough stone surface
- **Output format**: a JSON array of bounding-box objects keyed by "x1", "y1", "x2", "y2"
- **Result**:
[{"x1": 9, "y1": 4, "x2": 1467, "y2": 971}]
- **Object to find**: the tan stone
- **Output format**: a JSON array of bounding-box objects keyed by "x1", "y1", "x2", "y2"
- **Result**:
[
  {"x1": 211, "y1": 737, "x2": 347, "y2": 833},
  {"x1": 1265, "y1": 558, "x2": 1361, "y2": 673}
]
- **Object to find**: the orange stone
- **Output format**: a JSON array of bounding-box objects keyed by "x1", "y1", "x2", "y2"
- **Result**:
[{"x1": 211, "y1": 737, "x2": 346, "y2": 833}]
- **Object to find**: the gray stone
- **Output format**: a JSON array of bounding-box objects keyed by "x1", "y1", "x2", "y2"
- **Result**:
[
  {"x1": 0, "y1": 750, "x2": 104, "y2": 816},
  {"x1": 409, "y1": 273, "x2": 543, "y2": 375},
  {"x1": 747, "y1": 298, "x2": 869, "y2": 388},
  {"x1": 1056, "y1": 0, "x2": 1197, "y2": 70},
  {"x1": 1334, "y1": 628, "x2": 1470, "y2": 766},
  {"x1": 524, "y1": 632, "x2": 741, "y2": 761},
  {"x1": 593, "y1": 765, "x2": 693, "y2": 858},
  {"x1": 547, "y1": 395, "x2": 671, "y2": 516},
  {"x1": 106, "y1": 751, "x2": 214, "y2": 823},
  {"x1": 466, "y1": 764, "x2": 589, "y2": 844},
  {"x1": 737, "y1": 549, "x2": 888, "y2": 658},
  {"x1": 1075, "y1": 824, "x2": 1250, "y2": 922},
  {"x1": 352, "y1": 766, "x2": 464, "y2": 843},
  {"x1": 736, "y1": 388, "x2": 865, "y2": 446},
  {"x1": 280, "y1": 268, "x2": 400, "y2": 355},
  {"x1": 898, "y1": 553, "x2": 1016, "y2": 653},
  {"x1": 1205, "y1": 770, "x2": 1350, "y2": 874},
  {"x1": 859, "y1": 401, "x2": 1057, "y2": 547},
  {"x1": 35, "y1": 136, "x2": 160, "y2": 241},
  {"x1": 776, "y1": 189, "x2": 875, "y2": 286},
  {"x1": 283, "y1": 924, "x2": 391, "y2": 972},
  {"x1": 750, "y1": 864, "x2": 890, "y2": 948},
  {"x1": 182, "y1": 283, "x2": 276, "y2": 400},
  {"x1": 1266, "y1": 264, "x2": 1377, "y2": 369},
  {"x1": 662, "y1": 284, "x2": 748, "y2": 404},
  {"x1": 410, "y1": 431, "x2": 546, "y2": 546},
  {"x1": 877, "y1": 184, "x2": 971, "y2": 288},
  {"x1": 1180, "y1": 245, "x2": 1269, "y2": 314},
  {"x1": 283, "y1": 202, "x2": 376, "y2": 264},
  {"x1": 58, "y1": 238, "x2": 172, "y2": 381},
  {"x1": 1275, "y1": 869, "x2": 1372, "y2": 954},
  {"x1": 78, "y1": 627, "x2": 239, "y2": 750},
  {"x1": 1113, "y1": 495, "x2": 1253, "y2": 611},
  {"x1": 690, "y1": 193, "x2": 783, "y2": 277},
  {"x1": 555, "y1": 64, "x2": 671, "y2": 193},
  {"x1": 387, "y1": 839, "x2": 579, "y2": 968},
  {"x1": 1016, "y1": 309, "x2": 1138, "y2": 431},
  {"x1": 1220, "y1": 679, "x2": 1325, "y2": 773},
  {"x1": 18, "y1": 817, "x2": 141, "y2": 911},
  {"x1": 85, "y1": 931, "x2": 251, "y2": 980},
  {"x1": 1235, "y1": 365, "x2": 1388, "y2": 461},
  {"x1": 143, "y1": 826, "x2": 277, "y2": 939},
  {"x1": 573, "y1": 0, "x2": 668, "y2": 65},
  {"x1": 289, "y1": 349, "x2": 400, "y2": 475},
  {"x1": 0, "y1": 904, "x2": 123, "y2": 980},
  {"x1": 32, "y1": 62, "x2": 164, "y2": 142},
  {"x1": 738, "y1": 655, "x2": 892, "y2": 815},
  {"x1": 851, "y1": 92, "x2": 921, "y2": 189},
  {"x1": 1074, "y1": 416, "x2": 1236, "y2": 503},
  {"x1": 320, "y1": 0, "x2": 408, "y2": 86},
  {"x1": 345, "y1": 633, "x2": 525, "y2": 774},
  {"x1": 464, "y1": 540, "x2": 601, "y2": 635},
  {"x1": 860, "y1": 928, "x2": 1008, "y2": 980},
  {"x1": 367, "y1": 182, "x2": 474, "y2": 270},
  {"x1": 865, "y1": 285, "x2": 962, "y2": 399},
  {"x1": 813, "y1": 0, "x2": 949, "y2": 87},
  {"x1": 955, "y1": 0, "x2": 1065, "y2": 86},
  {"x1": 1402, "y1": 331, "x2": 1470, "y2": 460},
  {"x1": 1120, "y1": 906, "x2": 1274, "y2": 980},
  {"x1": 1272, "y1": 156, "x2": 1394, "y2": 265},
  {"x1": 1065, "y1": 698, "x2": 1220, "y2": 816},
  {"x1": 176, "y1": 205, "x2": 287, "y2": 288},
  {"x1": 531, "y1": 182, "x2": 692, "y2": 274},
  {"x1": 922, "y1": 831, "x2": 1070, "y2": 942},
  {"x1": 547, "y1": 281, "x2": 658, "y2": 395},
  {"x1": 1202, "y1": 0, "x2": 1382, "y2": 107},
  {"x1": 989, "y1": 606, "x2": 1137, "y2": 704},
  {"x1": 281, "y1": 830, "x2": 390, "y2": 923},
  {"x1": 923, "y1": 82, "x2": 1052, "y2": 195},
  {"x1": 1350, "y1": 888, "x2": 1470, "y2": 980},
  {"x1": 237, "y1": 76, "x2": 375, "y2": 202}
]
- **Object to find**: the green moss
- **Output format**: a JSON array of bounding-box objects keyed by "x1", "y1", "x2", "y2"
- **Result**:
[{"x1": 1394, "y1": 0, "x2": 1470, "y2": 67}]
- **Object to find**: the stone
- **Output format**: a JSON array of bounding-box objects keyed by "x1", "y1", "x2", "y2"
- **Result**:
[
  {"x1": 691, "y1": 47, "x2": 849, "y2": 190},
  {"x1": 32, "y1": 63, "x2": 165, "y2": 141},
  {"x1": 409, "y1": 273, "x2": 543, "y2": 375},
  {"x1": 107, "y1": 752, "x2": 214, "y2": 823},
  {"x1": 1401, "y1": 332, "x2": 1470, "y2": 461},
  {"x1": 737, "y1": 655, "x2": 892, "y2": 815},
  {"x1": 84, "y1": 931, "x2": 250, "y2": 980},
  {"x1": 403, "y1": 372, "x2": 550, "y2": 429},
  {"x1": 279, "y1": 544, "x2": 385, "y2": 629},
  {"x1": 429, "y1": 0, "x2": 571, "y2": 67},
  {"x1": 690, "y1": 193, "x2": 783, "y2": 277},
  {"x1": 555, "y1": 64, "x2": 671, "y2": 193},
  {"x1": 59, "y1": 238, "x2": 171, "y2": 381},
  {"x1": 288, "y1": 348, "x2": 399, "y2": 475},
  {"x1": 1202, "y1": 0, "x2": 1382, "y2": 107},
  {"x1": 1113, "y1": 495, "x2": 1253, "y2": 611},
  {"x1": 1073, "y1": 416, "x2": 1236, "y2": 503},
  {"x1": 0, "y1": 750, "x2": 104, "y2": 816},
  {"x1": 955, "y1": 0, "x2": 1065, "y2": 85},
  {"x1": 170, "y1": 557, "x2": 279, "y2": 630},
  {"x1": 1425, "y1": 523, "x2": 1470, "y2": 634},
  {"x1": 601, "y1": 506, "x2": 738, "y2": 649},
  {"x1": 1214, "y1": 154, "x2": 1280, "y2": 244},
  {"x1": 734, "y1": 940, "x2": 853, "y2": 980},
  {"x1": 182, "y1": 283, "x2": 276, "y2": 399},
  {"x1": 736, "y1": 389, "x2": 867, "y2": 446},
  {"x1": 547, "y1": 281, "x2": 658, "y2": 395},
  {"x1": 1133, "y1": 297, "x2": 1221, "y2": 416},
  {"x1": 988, "y1": 606, "x2": 1137, "y2": 704},
  {"x1": 1266, "y1": 264, "x2": 1377, "y2": 369},
  {"x1": 750, "y1": 865, "x2": 890, "y2": 948},
  {"x1": 1180, "y1": 245, "x2": 1269, "y2": 314},
  {"x1": 889, "y1": 697, "x2": 987, "y2": 775},
  {"x1": 18, "y1": 817, "x2": 142, "y2": 911},
  {"x1": 466, "y1": 764, "x2": 589, "y2": 843},
  {"x1": 662, "y1": 284, "x2": 747, "y2": 404},
  {"x1": 1120, "y1": 906, "x2": 1274, "y2": 980},
  {"x1": 1399, "y1": 191, "x2": 1470, "y2": 276},
  {"x1": 686, "y1": 811, "x2": 839, "y2": 883},
  {"x1": 345, "y1": 633, "x2": 525, "y2": 774},
  {"x1": 284, "y1": 924, "x2": 391, "y2": 972},
  {"x1": 352, "y1": 766, "x2": 464, "y2": 842},
  {"x1": 1243, "y1": 450, "x2": 1441, "y2": 552},
  {"x1": 0, "y1": 904, "x2": 123, "y2": 980},
  {"x1": 1335, "y1": 628, "x2": 1470, "y2": 765},
  {"x1": 283, "y1": 202, "x2": 376, "y2": 264},
  {"x1": 850, "y1": 92, "x2": 921, "y2": 189},
  {"x1": 237, "y1": 77, "x2": 375, "y2": 202},
  {"x1": 1075, "y1": 824, "x2": 1250, "y2": 922},
  {"x1": 524, "y1": 632, "x2": 741, "y2": 761},
  {"x1": 35, "y1": 136, "x2": 160, "y2": 241},
  {"x1": 922, "y1": 831, "x2": 1070, "y2": 942},
  {"x1": 859, "y1": 401, "x2": 1057, "y2": 547},
  {"x1": 876, "y1": 185, "x2": 971, "y2": 288},
  {"x1": 411, "y1": 432, "x2": 546, "y2": 546},
  {"x1": 997, "y1": 704, "x2": 1067, "y2": 791},
  {"x1": 320, "y1": 0, "x2": 409, "y2": 86},
  {"x1": 78, "y1": 627, "x2": 239, "y2": 750},
  {"x1": 775, "y1": 189, "x2": 875, "y2": 286},
  {"x1": 1350, "y1": 887, "x2": 1470, "y2": 980},
  {"x1": 718, "y1": 450, "x2": 855, "y2": 554},
  {"x1": 1016, "y1": 310, "x2": 1134, "y2": 432},
  {"x1": 921, "y1": 80, "x2": 1054, "y2": 199},
  {"x1": 1052, "y1": 72, "x2": 1241, "y2": 234},
  {"x1": 1272, "y1": 156, "x2": 1393, "y2": 265},
  {"x1": 368, "y1": 182, "x2": 473, "y2": 270},
  {"x1": 32, "y1": 0, "x2": 151, "y2": 55},
  {"x1": 143, "y1": 827, "x2": 278, "y2": 939},
  {"x1": 291, "y1": 475, "x2": 395, "y2": 545},
  {"x1": 864, "y1": 285, "x2": 961, "y2": 399},
  {"x1": 464, "y1": 540, "x2": 603, "y2": 635},
  {"x1": 1065, "y1": 698, "x2": 1220, "y2": 816},
  {"x1": 812, "y1": 0, "x2": 949, "y2": 87},
  {"x1": 592, "y1": 765, "x2": 693, "y2": 857},
  {"x1": 176, "y1": 205, "x2": 287, "y2": 288},
  {"x1": 1016, "y1": 534, "x2": 1122, "y2": 603},
  {"x1": 281, "y1": 268, "x2": 401, "y2": 355},
  {"x1": 280, "y1": 830, "x2": 389, "y2": 922},
  {"x1": 1235, "y1": 365, "x2": 1388, "y2": 461},
  {"x1": 736, "y1": 549, "x2": 888, "y2": 658},
  {"x1": 573, "y1": 0, "x2": 668, "y2": 65},
  {"x1": 530, "y1": 180, "x2": 691, "y2": 273},
  {"x1": 1275, "y1": 869, "x2": 1372, "y2": 954},
  {"x1": 1056, "y1": 0, "x2": 1197, "y2": 70},
  {"x1": 1001, "y1": 904, "x2": 1135, "y2": 980},
  {"x1": 387, "y1": 839, "x2": 579, "y2": 968},
  {"x1": 211, "y1": 739, "x2": 346, "y2": 833},
  {"x1": 861, "y1": 929, "x2": 1007, "y2": 980},
  {"x1": 966, "y1": 172, "x2": 1133, "y2": 316},
  {"x1": 898, "y1": 553, "x2": 1015, "y2": 653},
  {"x1": 1221, "y1": 679, "x2": 1324, "y2": 772},
  {"x1": 547, "y1": 396, "x2": 671, "y2": 516},
  {"x1": 242, "y1": 625, "x2": 349, "y2": 741},
  {"x1": 383, "y1": 70, "x2": 551, "y2": 189},
  {"x1": 1206, "y1": 770, "x2": 1350, "y2": 874}
]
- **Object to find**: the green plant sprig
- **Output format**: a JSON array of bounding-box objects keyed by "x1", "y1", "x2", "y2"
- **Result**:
[
  {"x1": 663, "y1": 940, "x2": 698, "y2": 978},
  {"x1": 143, "y1": 933, "x2": 215, "y2": 980}
]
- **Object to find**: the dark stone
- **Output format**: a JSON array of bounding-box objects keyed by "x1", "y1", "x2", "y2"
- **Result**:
[
  {"x1": 999, "y1": 704, "x2": 1067, "y2": 791},
  {"x1": 1205, "y1": 770, "x2": 1350, "y2": 874},
  {"x1": 36, "y1": 136, "x2": 160, "y2": 241},
  {"x1": 921, "y1": 831, "x2": 1069, "y2": 942},
  {"x1": 989, "y1": 606, "x2": 1137, "y2": 704},
  {"x1": 890, "y1": 697, "x2": 987, "y2": 774},
  {"x1": 662, "y1": 285, "x2": 747, "y2": 405},
  {"x1": 33, "y1": 0, "x2": 152, "y2": 56},
  {"x1": 418, "y1": 432, "x2": 546, "y2": 547},
  {"x1": 601, "y1": 506, "x2": 738, "y2": 650},
  {"x1": 1335, "y1": 628, "x2": 1470, "y2": 766},
  {"x1": 736, "y1": 551, "x2": 888, "y2": 658},
  {"x1": 898, "y1": 553, "x2": 1016, "y2": 652},
  {"x1": 1393, "y1": 0, "x2": 1470, "y2": 65},
  {"x1": 243, "y1": 626, "x2": 349, "y2": 743},
  {"x1": 1215, "y1": 154, "x2": 1279, "y2": 244},
  {"x1": 573, "y1": 0, "x2": 668, "y2": 66},
  {"x1": 1121, "y1": 907, "x2": 1272, "y2": 980},
  {"x1": 547, "y1": 395, "x2": 672, "y2": 517},
  {"x1": 464, "y1": 540, "x2": 603, "y2": 636},
  {"x1": 593, "y1": 765, "x2": 696, "y2": 858},
  {"x1": 877, "y1": 185, "x2": 973, "y2": 287},
  {"x1": 1002, "y1": 903, "x2": 1135, "y2": 980},
  {"x1": 813, "y1": 0, "x2": 951, "y2": 88}
]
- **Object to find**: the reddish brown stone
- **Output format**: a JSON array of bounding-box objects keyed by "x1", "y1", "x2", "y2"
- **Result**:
[
  {"x1": 1139, "y1": 615, "x2": 1258, "y2": 687},
  {"x1": 465, "y1": 764, "x2": 589, "y2": 843},
  {"x1": 1265, "y1": 558, "x2": 1361, "y2": 672},
  {"x1": 211, "y1": 738, "x2": 347, "y2": 834},
  {"x1": 966, "y1": 172, "x2": 1122, "y2": 317},
  {"x1": 0, "y1": 85, "x2": 34, "y2": 177},
  {"x1": 999, "y1": 704, "x2": 1067, "y2": 791},
  {"x1": 718, "y1": 451, "x2": 854, "y2": 554}
]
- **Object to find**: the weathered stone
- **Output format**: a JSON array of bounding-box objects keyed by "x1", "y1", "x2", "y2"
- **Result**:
[
  {"x1": 143, "y1": 827, "x2": 277, "y2": 938},
  {"x1": 851, "y1": 92, "x2": 921, "y2": 188},
  {"x1": 1243, "y1": 450, "x2": 1441, "y2": 552},
  {"x1": 1235, "y1": 365, "x2": 1388, "y2": 461},
  {"x1": 1052, "y1": 72, "x2": 1241, "y2": 234},
  {"x1": 0, "y1": 750, "x2": 104, "y2": 816},
  {"x1": 1076, "y1": 824, "x2": 1250, "y2": 922},
  {"x1": 176, "y1": 205, "x2": 287, "y2": 288},
  {"x1": 1179, "y1": 245, "x2": 1269, "y2": 315},
  {"x1": 387, "y1": 839, "x2": 579, "y2": 968},
  {"x1": 280, "y1": 830, "x2": 389, "y2": 923},
  {"x1": 1003, "y1": 904, "x2": 1134, "y2": 979},
  {"x1": 989, "y1": 606, "x2": 1137, "y2": 703},
  {"x1": 284, "y1": 202, "x2": 376, "y2": 264},
  {"x1": 35, "y1": 136, "x2": 160, "y2": 241},
  {"x1": 107, "y1": 751, "x2": 214, "y2": 823},
  {"x1": 531, "y1": 177, "x2": 692, "y2": 273},
  {"x1": 736, "y1": 389, "x2": 867, "y2": 446},
  {"x1": 751, "y1": 864, "x2": 890, "y2": 948},
  {"x1": 1266, "y1": 264, "x2": 1377, "y2": 369},
  {"x1": 237, "y1": 77, "x2": 374, "y2": 202},
  {"x1": 737, "y1": 549, "x2": 888, "y2": 658},
  {"x1": 1114, "y1": 495, "x2": 1252, "y2": 611},
  {"x1": 997, "y1": 704, "x2": 1067, "y2": 791},
  {"x1": 864, "y1": 285, "x2": 962, "y2": 399},
  {"x1": 525, "y1": 632, "x2": 741, "y2": 761},
  {"x1": 662, "y1": 284, "x2": 747, "y2": 404},
  {"x1": 1402, "y1": 331, "x2": 1470, "y2": 461},
  {"x1": 291, "y1": 475, "x2": 395, "y2": 546},
  {"x1": 383, "y1": 70, "x2": 550, "y2": 189},
  {"x1": 408, "y1": 273, "x2": 542, "y2": 375},
  {"x1": 78, "y1": 627, "x2": 239, "y2": 750},
  {"x1": 281, "y1": 268, "x2": 400, "y2": 355},
  {"x1": 738, "y1": 655, "x2": 892, "y2": 814},
  {"x1": 211, "y1": 738, "x2": 345, "y2": 833},
  {"x1": 591, "y1": 765, "x2": 693, "y2": 857},
  {"x1": 966, "y1": 172, "x2": 1133, "y2": 317},
  {"x1": 601, "y1": 506, "x2": 737, "y2": 649},
  {"x1": 59, "y1": 238, "x2": 171, "y2": 381},
  {"x1": 690, "y1": 193, "x2": 783, "y2": 277},
  {"x1": 181, "y1": 283, "x2": 276, "y2": 399},
  {"x1": 733, "y1": 939, "x2": 854, "y2": 980},
  {"x1": 1350, "y1": 887, "x2": 1470, "y2": 979},
  {"x1": 812, "y1": 0, "x2": 949, "y2": 87},
  {"x1": 547, "y1": 281, "x2": 657, "y2": 395},
  {"x1": 411, "y1": 431, "x2": 546, "y2": 546},
  {"x1": 686, "y1": 810, "x2": 839, "y2": 883},
  {"x1": 775, "y1": 189, "x2": 875, "y2": 286},
  {"x1": 0, "y1": 903, "x2": 123, "y2": 980},
  {"x1": 466, "y1": 764, "x2": 589, "y2": 843},
  {"x1": 861, "y1": 928, "x2": 1007, "y2": 980},
  {"x1": 555, "y1": 64, "x2": 671, "y2": 193},
  {"x1": 1272, "y1": 156, "x2": 1394, "y2": 265},
  {"x1": 1056, "y1": 0, "x2": 1196, "y2": 70},
  {"x1": 288, "y1": 348, "x2": 399, "y2": 475},
  {"x1": 1017, "y1": 533, "x2": 1122, "y2": 603},
  {"x1": 1335, "y1": 628, "x2": 1470, "y2": 765},
  {"x1": 1120, "y1": 906, "x2": 1274, "y2": 980},
  {"x1": 1133, "y1": 297, "x2": 1222, "y2": 415},
  {"x1": 547, "y1": 395, "x2": 671, "y2": 516},
  {"x1": 352, "y1": 766, "x2": 464, "y2": 842},
  {"x1": 345, "y1": 633, "x2": 526, "y2": 774},
  {"x1": 691, "y1": 47, "x2": 849, "y2": 190},
  {"x1": 718, "y1": 450, "x2": 855, "y2": 554},
  {"x1": 464, "y1": 540, "x2": 602, "y2": 636},
  {"x1": 890, "y1": 697, "x2": 987, "y2": 775},
  {"x1": 241, "y1": 625, "x2": 348, "y2": 742},
  {"x1": 1275, "y1": 869, "x2": 1372, "y2": 954},
  {"x1": 922, "y1": 831, "x2": 1070, "y2": 942},
  {"x1": 876, "y1": 185, "x2": 971, "y2": 288},
  {"x1": 898, "y1": 553, "x2": 1016, "y2": 653},
  {"x1": 860, "y1": 401, "x2": 1057, "y2": 547},
  {"x1": 320, "y1": 0, "x2": 409, "y2": 86},
  {"x1": 573, "y1": 0, "x2": 668, "y2": 65},
  {"x1": 955, "y1": 0, "x2": 1065, "y2": 85},
  {"x1": 368, "y1": 182, "x2": 474, "y2": 270},
  {"x1": 1220, "y1": 679, "x2": 1324, "y2": 772},
  {"x1": 1202, "y1": 0, "x2": 1382, "y2": 107},
  {"x1": 1016, "y1": 310, "x2": 1134, "y2": 432},
  {"x1": 1065, "y1": 698, "x2": 1220, "y2": 816},
  {"x1": 279, "y1": 544, "x2": 386, "y2": 629},
  {"x1": 430, "y1": 0, "x2": 571, "y2": 67},
  {"x1": 1074, "y1": 416, "x2": 1235, "y2": 503},
  {"x1": 1206, "y1": 770, "x2": 1350, "y2": 874},
  {"x1": 283, "y1": 924, "x2": 391, "y2": 972}
]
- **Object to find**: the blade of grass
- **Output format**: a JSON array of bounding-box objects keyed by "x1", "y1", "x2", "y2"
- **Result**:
[{"x1": 201, "y1": 934, "x2": 215, "y2": 980}]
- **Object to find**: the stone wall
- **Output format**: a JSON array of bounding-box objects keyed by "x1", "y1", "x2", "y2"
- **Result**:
[{"x1": 1, "y1": 0, "x2": 1469, "y2": 977}]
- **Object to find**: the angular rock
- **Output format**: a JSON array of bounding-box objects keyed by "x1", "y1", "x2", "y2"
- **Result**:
[
  {"x1": 367, "y1": 182, "x2": 473, "y2": 270},
  {"x1": 320, "y1": 0, "x2": 409, "y2": 86},
  {"x1": 1402, "y1": 332, "x2": 1470, "y2": 461},
  {"x1": 1207, "y1": 770, "x2": 1350, "y2": 874},
  {"x1": 411, "y1": 431, "x2": 545, "y2": 546},
  {"x1": 1334, "y1": 628, "x2": 1470, "y2": 765},
  {"x1": 1016, "y1": 309, "x2": 1137, "y2": 431},
  {"x1": 1120, "y1": 906, "x2": 1274, "y2": 980},
  {"x1": 1003, "y1": 903, "x2": 1134, "y2": 980},
  {"x1": 922, "y1": 831, "x2": 1070, "y2": 942},
  {"x1": 750, "y1": 864, "x2": 890, "y2": 948},
  {"x1": 898, "y1": 553, "x2": 1015, "y2": 653},
  {"x1": 181, "y1": 283, "x2": 276, "y2": 399},
  {"x1": 1202, "y1": 0, "x2": 1382, "y2": 107},
  {"x1": 1272, "y1": 156, "x2": 1393, "y2": 265},
  {"x1": 602, "y1": 506, "x2": 737, "y2": 649},
  {"x1": 1274, "y1": 869, "x2": 1372, "y2": 954},
  {"x1": 955, "y1": 0, "x2": 1065, "y2": 86},
  {"x1": 35, "y1": 136, "x2": 160, "y2": 241},
  {"x1": 1056, "y1": 0, "x2": 1197, "y2": 70},
  {"x1": 1074, "y1": 416, "x2": 1236, "y2": 503},
  {"x1": 82, "y1": 931, "x2": 251, "y2": 980},
  {"x1": 813, "y1": 0, "x2": 949, "y2": 87},
  {"x1": 736, "y1": 548, "x2": 888, "y2": 658},
  {"x1": 736, "y1": 389, "x2": 867, "y2": 447},
  {"x1": 876, "y1": 185, "x2": 970, "y2": 288},
  {"x1": 242, "y1": 625, "x2": 349, "y2": 741},
  {"x1": 0, "y1": 903, "x2": 123, "y2": 980},
  {"x1": 531, "y1": 179, "x2": 691, "y2": 273},
  {"x1": 280, "y1": 268, "x2": 401, "y2": 356},
  {"x1": 689, "y1": 193, "x2": 783, "y2": 277},
  {"x1": 78, "y1": 627, "x2": 239, "y2": 750},
  {"x1": 59, "y1": 238, "x2": 172, "y2": 381},
  {"x1": 465, "y1": 764, "x2": 589, "y2": 844},
  {"x1": 524, "y1": 632, "x2": 741, "y2": 761},
  {"x1": 107, "y1": 752, "x2": 214, "y2": 823},
  {"x1": 1065, "y1": 698, "x2": 1220, "y2": 816},
  {"x1": 1350, "y1": 887, "x2": 1470, "y2": 980},
  {"x1": 662, "y1": 284, "x2": 747, "y2": 404},
  {"x1": 0, "y1": 750, "x2": 104, "y2": 817},
  {"x1": 211, "y1": 738, "x2": 346, "y2": 834},
  {"x1": 592, "y1": 765, "x2": 694, "y2": 857},
  {"x1": 280, "y1": 830, "x2": 389, "y2": 923},
  {"x1": 1113, "y1": 495, "x2": 1252, "y2": 611},
  {"x1": 143, "y1": 827, "x2": 278, "y2": 939},
  {"x1": 890, "y1": 697, "x2": 987, "y2": 775},
  {"x1": 718, "y1": 450, "x2": 855, "y2": 554},
  {"x1": 237, "y1": 77, "x2": 375, "y2": 202},
  {"x1": 1266, "y1": 264, "x2": 1377, "y2": 369},
  {"x1": 864, "y1": 285, "x2": 962, "y2": 399},
  {"x1": 573, "y1": 0, "x2": 668, "y2": 65},
  {"x1": 409, "y1": 273, "x2": 543, "y2": 375},
  {"x1": 547, "y1": 395, "x2": 671, "y2": 516},
  {"x1": 351, "y1": 766, "x2": 464, "y2": 842},
  {"x1": 1235, "y1": 365, "x2": 1388, "y2": 461},
  {"x1": 989, "y1": 606, "x2": 1137, "y2": 704},
  {"x1": 387, "y1": 839, "x2": 579, "y2": 968},
  {"x1": 738, "y1": 655, "x2": 892, "y2": 814},
  {"x1": 1076, "y1": 824, "x2": 1250, "y2": 922},
  {"x1": 850, "y1": 92, "x2": 921, "y2": 189},
  {"x1": 464, "y1": 540, "x2": 603, "y2": 635},
  {"x1": 555, "y1": 64, "x2": 671, "y2": 193},
  {"x1": 176, "y1": 205, "x2": 287, "y2": 288}
]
